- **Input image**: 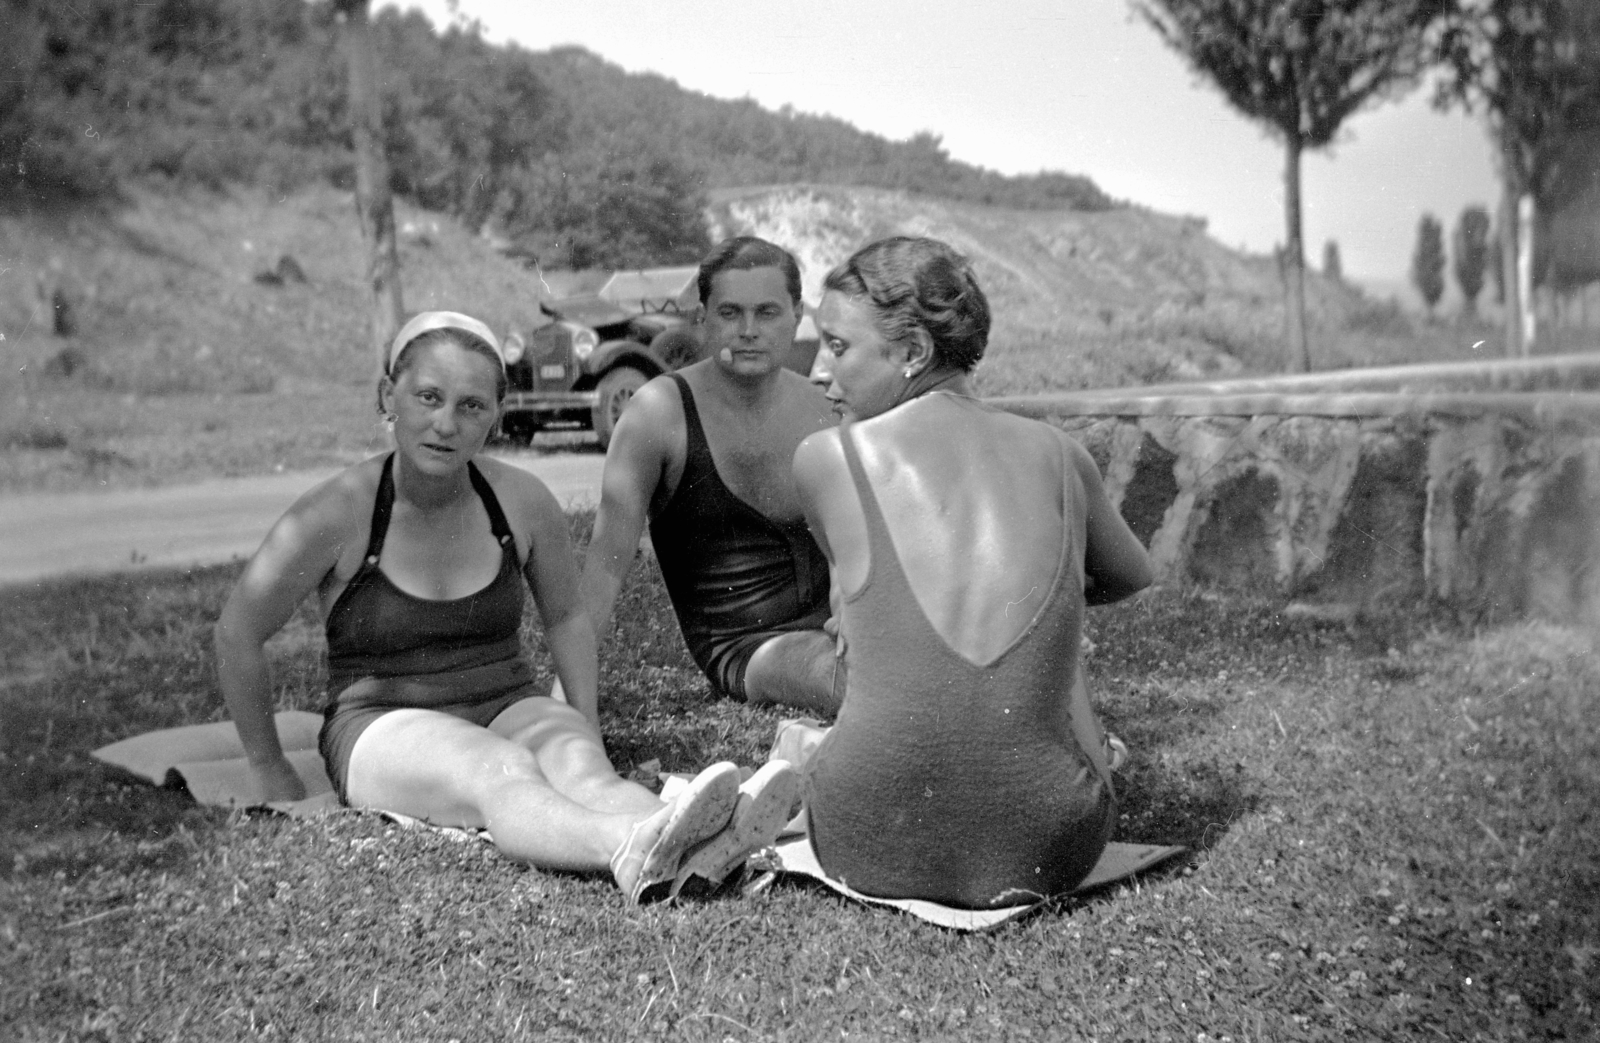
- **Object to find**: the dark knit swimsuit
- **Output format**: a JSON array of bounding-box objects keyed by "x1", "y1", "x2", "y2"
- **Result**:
[
  {"x1": 318, "y1": 454, "x2": 541, "y2": 802},
  {"x1": 805, "y1": 423, "x2": 1115, "y2": 908},
  {"x1": 648, "y1": 373, "x2": 831, "y2": 698}
]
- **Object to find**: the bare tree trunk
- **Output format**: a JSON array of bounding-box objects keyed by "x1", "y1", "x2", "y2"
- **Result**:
[
  {"x1": 1517, "y1": 193, "x2": 1536, "y2": 356},
  {"x1": 1282, "y1": 137, "x2": 1311, "y2": 373},
  {"x1": 1500, "y1": 185, "x2": 1521, "y2": 357},
  {"x1": 338, "y1": 0, "x2": 404, "y2": 374}
]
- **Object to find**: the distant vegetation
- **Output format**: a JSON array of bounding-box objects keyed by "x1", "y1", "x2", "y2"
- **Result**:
[{"x1": 3, "y1": 0, "x2": 1112, "y2": 268}]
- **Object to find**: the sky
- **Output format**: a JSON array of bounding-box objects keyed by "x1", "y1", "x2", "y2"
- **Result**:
[{"x1": 385, "y1": 0, "x2": 1501, "y2": 286}]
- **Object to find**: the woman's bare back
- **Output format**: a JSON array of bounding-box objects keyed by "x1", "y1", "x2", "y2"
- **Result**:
[{"x1": 838, "y1": 395, "x2": 1080, "y2": 665}]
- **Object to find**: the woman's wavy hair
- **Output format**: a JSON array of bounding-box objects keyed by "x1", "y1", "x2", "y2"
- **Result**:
[{"x1": 822, "y1": 236, "x2": 990, "y2": 372}]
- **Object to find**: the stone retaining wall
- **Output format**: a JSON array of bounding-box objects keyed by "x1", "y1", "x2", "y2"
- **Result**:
[{"x1": 992, "y1": 356, "x2": 1600, "y2": 625}]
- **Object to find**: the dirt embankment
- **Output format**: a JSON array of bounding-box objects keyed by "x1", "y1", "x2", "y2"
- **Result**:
[
  {"x1": 705, "y1": 184, "x2": 1392, "y2": 390},
  {"x1": 2, "y1": 180, "x2": 1459, "y2": 494}
]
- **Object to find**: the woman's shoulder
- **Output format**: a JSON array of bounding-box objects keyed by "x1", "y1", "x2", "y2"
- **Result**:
[
  {"x1": 793, "y1": 425, "x2": 846, "y2": 477},
  {"x1": 241, "y1": 457, "x2": 381, "y2": 582},
  {"x1": 470, "y1": 455, "x2": 562, "y2": 520},
  {"x1": 286, "y1": 456, "x2": 384, "y2": 532},
  {"x1": 972, "y1": 406, "x2": 1092, "y2": 464}
]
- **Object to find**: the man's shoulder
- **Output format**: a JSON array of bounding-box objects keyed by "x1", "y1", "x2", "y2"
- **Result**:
[
  {"x1": 775, "y1": 369, "x2": 835, "y2": 425},
  {"x1": 601, "y1": 371, "x2": 689, "y2": 485},
  {"x1": 615, "y1": 371, "x2": 688, "y2": 435}
]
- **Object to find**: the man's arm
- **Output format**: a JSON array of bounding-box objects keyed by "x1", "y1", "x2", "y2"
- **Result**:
[
  {"x1": 579, "y1": 378, "x2": 680, "y2": 642},
  {"x1": 793, "y1": 428, "x2": 847, "y2": 655}
]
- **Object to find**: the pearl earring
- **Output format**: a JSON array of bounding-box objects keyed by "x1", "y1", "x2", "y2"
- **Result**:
[{"x1": 904, "y1": 367, "x2": 915, "y2": 379}]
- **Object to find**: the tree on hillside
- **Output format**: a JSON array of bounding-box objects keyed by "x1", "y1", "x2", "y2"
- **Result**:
[
  {"x1": 1136, "y1": 0, "x2": 1450, "y2": 372},
  {"x1": 1411, "y1": 213, "x2": 1447, "y2": 317},
  {"x1": 504, "y1": 144, "x2": 711, "y2": 270},
  {"x1": 1437, "y1": 0, "x2": 1600, "y2": 354},
  {"x1": 1322, "y1": 240, "x2": 1344, "y2": 282},
  {"x1": 371, "y1": 9, "x2": 567, "y2": 232},
  {"x1": 1452, "y1": 204, "x2": 1492, "y2": 318},
  {"x1": 0, "y1": 6, "x2": 116, "y2": 202},
  {"x1": 334, "y1": 0, "x2": 403, "y2": 368}
]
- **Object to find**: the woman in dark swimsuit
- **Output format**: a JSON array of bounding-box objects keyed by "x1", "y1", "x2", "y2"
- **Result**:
[
  {"x1": 215, "y1": 312, "x2": 796, "y2": 903},
  {"x1": 792, "y1": 239, "x2": 1154, "y2": 909}
]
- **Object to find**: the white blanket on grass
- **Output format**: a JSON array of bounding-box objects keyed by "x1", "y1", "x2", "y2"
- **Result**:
[{"x1": 92, "y1": 712, "x2": 1187, "y2": 930}]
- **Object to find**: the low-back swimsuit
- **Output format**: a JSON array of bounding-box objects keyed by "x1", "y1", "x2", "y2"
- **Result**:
[
  {"x1": 648, "y1": 373, "x2": 831, "y2": 699},
  {"x1": 805, "y1": 422, "x2": 1115, "y2": 908},
  {"x1": 318, "y1": 454, "x2": 541, "y2": 802}
]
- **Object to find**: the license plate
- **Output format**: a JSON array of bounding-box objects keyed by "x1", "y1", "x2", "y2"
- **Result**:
[{"x1": 539, "y1": 364, "x2": 565, "y2": 380}]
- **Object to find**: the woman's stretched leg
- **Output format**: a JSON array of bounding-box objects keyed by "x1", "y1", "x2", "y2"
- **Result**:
[
  {"x1": 488, "y1": 697, "x2": 664, "y2": 816},
  {"x1": 344, "y1": 704, "x2": 659, "y2": 871}
]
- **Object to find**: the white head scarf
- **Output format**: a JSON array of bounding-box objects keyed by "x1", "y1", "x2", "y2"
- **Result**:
[{"x1": 387, "y1": 311, "x2": 505, "y2": 375}]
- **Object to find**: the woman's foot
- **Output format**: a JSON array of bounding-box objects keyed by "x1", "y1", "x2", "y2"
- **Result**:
[
  {"x1": 669, "y1": 760, "x2": 801, "y2": 897},
  {"x1": 610, "y1": 761, "x2": 740, "y2": 904}
]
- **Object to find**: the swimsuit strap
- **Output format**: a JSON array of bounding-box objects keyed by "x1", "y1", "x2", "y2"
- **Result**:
[
  {"x1": 836, "y1": 420, "x2": 909, "y2": 601},
  {"x1": 467, "y1": 461, "x2": 516, "y2": 550},
  {"x1": 363, "y1": 454, "x2": 514, "y2": 565},
  {"x1": 362, "y1": 454, "x2": 397, "y2": 565},
  {"x1": 667, "y1": 372, "x2": 713, "y2": 471}
]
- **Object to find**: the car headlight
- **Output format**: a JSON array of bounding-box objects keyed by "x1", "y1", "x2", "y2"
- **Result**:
[
  {"x1": 502, "y1": 332, "x2": 525, "y2": 365},
  {"x1": 572, "y1": 326, "x2": 599, "y2": 361}
]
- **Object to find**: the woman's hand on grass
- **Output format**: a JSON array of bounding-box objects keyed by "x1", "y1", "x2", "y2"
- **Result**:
[{"x1": 248, "y1": 756, "x2": 308, "y2": 804}]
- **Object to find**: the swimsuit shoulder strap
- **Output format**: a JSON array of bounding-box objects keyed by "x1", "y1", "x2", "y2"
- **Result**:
[
  {"x1": 363, "y1": 454, "x2": 396, "y2": 564},
  {"x1": 667, "y1": 372, "x2": 712, "y2": 466},
  {"x1": 838, "y1": 421, "x2": 911, "y2": 597},
  {"x1": 467, "y1": 461, "x2": 516, "y2": 551}
]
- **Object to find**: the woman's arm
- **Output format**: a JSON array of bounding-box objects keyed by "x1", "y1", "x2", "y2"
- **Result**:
[
  {"x1": 518, "y1": 477, "x2": 602, "y2": 734},
  {"x1": 1066, "y1": 435, "x2": 1154, "y2": 605},
  {"x1": 214, "y1": 481, "x2": 350, "y2": 803},
  {"x1": 793, "y1": 430, "x2": 847, "y2": 656}
]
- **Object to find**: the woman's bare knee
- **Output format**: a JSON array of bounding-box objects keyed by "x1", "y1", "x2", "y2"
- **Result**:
[{"x1": 346, "y1": 710, "x2": 552, "y2": 825}]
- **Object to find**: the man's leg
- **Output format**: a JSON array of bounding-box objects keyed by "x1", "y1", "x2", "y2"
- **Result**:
[{"x1": 742, "y1": 630, "x2": 842, "y2": 714}]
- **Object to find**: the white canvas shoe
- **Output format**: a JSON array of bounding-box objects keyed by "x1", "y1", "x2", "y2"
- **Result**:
[
  {"x1": 668, "y1": 760, "x2": 801, "y2": 897},
  {"x1": 610, "y1": 761, "x2": 740, "y2": 904}
]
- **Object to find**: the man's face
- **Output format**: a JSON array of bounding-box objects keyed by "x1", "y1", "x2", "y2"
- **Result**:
[{"x1": 700, "y1": 267, "x2": 801, "y2": 378}]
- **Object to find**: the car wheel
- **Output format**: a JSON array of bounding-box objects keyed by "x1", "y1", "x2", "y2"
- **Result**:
[
  {"x1": 498, "y1": 412, "x2": 541, "y2": 445},
  {"x1": 592, "y1": 366, "x2": 648, "y2": 449},
  {"x1": 649, "y1": 326, "x2": 702, "y2": 370}
]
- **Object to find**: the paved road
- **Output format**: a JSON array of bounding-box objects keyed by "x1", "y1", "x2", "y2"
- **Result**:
[{"x1": 0, "y1": 452, "x2": 606, "y2": 589}]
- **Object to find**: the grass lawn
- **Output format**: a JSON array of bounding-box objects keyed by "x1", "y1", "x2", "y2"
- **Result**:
[{"x1": 2, "y1": 521, "x2": 1597, "y2": 1041}]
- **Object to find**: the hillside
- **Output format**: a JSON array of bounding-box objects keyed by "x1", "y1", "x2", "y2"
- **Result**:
[
  {"x1": 5, "y1": 0, "x2": 1110, "y2": 272},
  {"x1": 1, "y1": 180, "x2": 1480, "y2": 492},
  {"x1": 707, "y1": 185, "x2": 1432, "y2": 392},
  {"x1": 0, "y1": 184, "x2": 545, "y2": 492}
]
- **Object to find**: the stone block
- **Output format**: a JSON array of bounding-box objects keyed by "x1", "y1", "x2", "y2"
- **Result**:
[{"x1": 1003, "y1": 381, "x2": 1600, "y2": 625}]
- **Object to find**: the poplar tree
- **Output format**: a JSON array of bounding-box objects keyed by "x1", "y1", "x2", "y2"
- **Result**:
[
  {"x1": 1452, "y1": 205, "x2": 1492, "y2": 318},
  {"x1": 1137, "y1": 0, "x2": 1449, "y2": 371},
  {"x1": 1322, "y1": 240, "x2": 1344, "y2": 282},
  {"x1": 334, "y1": 0, "x2": 404, "y2": 371},
  {"x1": 1412, "y1": 213, "x2": 1447, "y2": 318},
  {"x1": 1437, "y1": 0, "x2": 1600, "y2": 353}
]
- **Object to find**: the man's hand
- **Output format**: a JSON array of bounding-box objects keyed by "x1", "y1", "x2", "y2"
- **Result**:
[{"x1": 823, "y1": 611, "x2": 846, "y2": 658}]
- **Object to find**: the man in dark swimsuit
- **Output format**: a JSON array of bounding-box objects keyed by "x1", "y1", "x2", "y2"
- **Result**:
[{"x1": 574, "y1": 237, "x2": 841, "y2": 712}]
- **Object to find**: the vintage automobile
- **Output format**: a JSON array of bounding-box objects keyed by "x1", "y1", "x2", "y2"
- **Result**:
[{"x1": 499, "y1": 266, "x2": 818, "y2": 448}]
